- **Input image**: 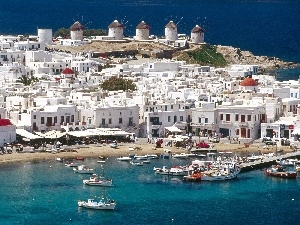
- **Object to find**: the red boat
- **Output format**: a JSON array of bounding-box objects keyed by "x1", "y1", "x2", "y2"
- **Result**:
[{"x1": 265, "y1": 165, "x2": 297, "y2": 178}]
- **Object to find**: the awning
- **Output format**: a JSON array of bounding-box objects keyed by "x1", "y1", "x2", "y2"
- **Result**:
[
  {"x1": 165, "y1": 126, "x2": 182, "y2": 133},
  {"x1": 35, "y1": 131, "x2": 67, "y2": 139},
  {"x1": 16, "y1": 129, "x2": 41, "y2": 140},
  {"x1": 68, "y1": 130, "x2": 95, "y2": 137},
  {"x1": 291, "y1": 128, "x2": 300, "y2": 135}
]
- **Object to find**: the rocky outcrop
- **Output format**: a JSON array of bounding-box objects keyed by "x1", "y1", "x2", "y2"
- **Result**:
[{"x1": 216, "y1": 45, "x2": 298, "y2": 69}]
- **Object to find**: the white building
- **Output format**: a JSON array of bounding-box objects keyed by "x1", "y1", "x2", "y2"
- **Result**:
[
  {"x1": 70, "y1": 21, "x2": 84, "y2": 41},
  {"x1": 108, "y1": 20, "x2": 124, "y2": 40},
  {"x1": 190, "y1": 25, "x2": 204, "y2": 44},
  {"x1": 135, "y1": 21, "x2": 150, "y2": 41},
  {"x1": 0, "y1": 119, "x2": 16, "y2": 147},
  {"x1": 38, "y1": 29, "x2": 53, "y2": 45},
  {"x1": 165, "y1": 21, "x2": 178, "y2": 41}
]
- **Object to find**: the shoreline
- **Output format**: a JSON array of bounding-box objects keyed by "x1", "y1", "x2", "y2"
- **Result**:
[{"x1": 0, "y1": 141, "x2": 293, "y2": 165}]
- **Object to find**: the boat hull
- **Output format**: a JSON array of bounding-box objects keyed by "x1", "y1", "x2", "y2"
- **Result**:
[{"x1": 265, "y1": 171, "x2": 297, "y2": 178}]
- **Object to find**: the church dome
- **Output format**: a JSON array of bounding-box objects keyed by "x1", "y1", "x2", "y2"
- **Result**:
[
  {"x1": 62, "y1": 68, "x2": 74, "y2": 74},
  {"x1": 240, "y1": 77, "x2": 258, "y2": 86}
]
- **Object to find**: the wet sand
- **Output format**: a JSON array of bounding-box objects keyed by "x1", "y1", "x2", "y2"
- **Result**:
[{"x1": 0, "y1": 140, "x2": 293, "y2": 164}]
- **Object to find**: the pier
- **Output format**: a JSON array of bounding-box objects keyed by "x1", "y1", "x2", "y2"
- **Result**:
[{"x1": 240, "y1": 151, "x2": 300, "y2": 172}]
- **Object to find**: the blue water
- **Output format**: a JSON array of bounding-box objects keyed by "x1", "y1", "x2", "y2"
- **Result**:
[
  {"x1": 0, "y1": 157, "x2": 299, "y2": 225},
  {"x1": 0, "y1": 0, "x2": 300, "y2": 64}
]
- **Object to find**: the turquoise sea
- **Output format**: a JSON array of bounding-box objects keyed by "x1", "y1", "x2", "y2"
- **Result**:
[{"x1": 0, "y1": 156, "x2": 299, "y2": 225}]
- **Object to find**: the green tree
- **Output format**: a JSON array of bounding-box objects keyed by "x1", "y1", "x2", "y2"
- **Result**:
[
  {"x1": 18, "y1": 75, "x2": 39, "y2": 86},
  {"x1": 100, "y1": 76, "x2": 136, "y2": 91},
  {"x1": 54, "y1": 28, "x2": 70, "y2": 38}
]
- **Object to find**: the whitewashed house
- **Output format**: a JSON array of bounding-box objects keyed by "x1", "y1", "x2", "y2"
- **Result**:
[
  {"x1": 0, "y1": 119, "x2": 16, "y2": 147},
  {"x1": 190, "y1": 25, "x2": 205, "y2": 44},
  {"x1": 165, "y1": 21, "x2": 178, "y2": 41},
  {"x1": 135, "y1": 21, "x2": 150, "y2": 41}
]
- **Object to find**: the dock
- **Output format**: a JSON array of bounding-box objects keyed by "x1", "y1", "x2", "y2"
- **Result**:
[{"x1": 240, "y1": 151, "x2": 300, "y2": 172}]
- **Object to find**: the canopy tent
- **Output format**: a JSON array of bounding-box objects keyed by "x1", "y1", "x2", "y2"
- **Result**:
[
  {"x1": 291, "y1": 128, "x2": 300, "y2": 135},
  {"x1": 35, "y1": 130, "x2": 67, "y2": 139},
  {"x1": 165, "y1": 126, "x2": 182, "y2": 133},
  {"x1": 67, "y1": 130, "x2": 96, "y2": 138},
  {"x1": 16, "y1": 129, "x2": 41, "y2": 140}
]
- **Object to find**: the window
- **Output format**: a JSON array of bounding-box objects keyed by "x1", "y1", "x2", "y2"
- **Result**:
[
  {"x1": 174, "y1": 116, "x2": 177, "y2": 123},
  {"x1": 71, "y1": 115, "x2": 74, "y2": 122},
  {"x1": 205, "y1": 118, "x2": 208, "y2": 123},
  {"x1": 235, "y1": 114, "x2": 239, "y2": 121},
  {"x1": 165, "y1": 105, "x2": 167, "y2": 111},
  {"x1": 108, "y1": 118, "x2": 112, "y2": 124},
  {"x1": 168, "y1": 116, "x2": 171, "y2": 122},
  {"x1": 119, "y1": 118, "x2": 122, "y2": 124},
  {"x1": 171, "y1": 105, "x2": 173, "y2": 109},
  {"x1": 198, "y1": 117, "x2": 201, "y2": 123},
  {"x1": 241, "y1": 115, "x2": 245, "y2": 122},
  {"x1": 54, "y1": 116, "x2": 57, "y2": 123},
  {"x1": 226, "y1": 114, "x2": 230, "y2": 121},
  {"x1": 33, "y1": 115, "x2": 36, "y2": 119},
  {"x1": 41, "y1": 117, "x2": 44, "y2": 124},
  {"x1": 220, "y1": 114, "x2": 223, "y2": 120},
  {"x1": 102, "y1": 118, "x2": 105, "y2": 125},
  {"x1": 61, "y1": 116, "x2": 64, "y2": 123},
  {"x1": 247, "y1": 115, "x2": 251, "y2": 121},
  {"x1": 180, "y1": 116, "x2": 183, "y2": 121}
]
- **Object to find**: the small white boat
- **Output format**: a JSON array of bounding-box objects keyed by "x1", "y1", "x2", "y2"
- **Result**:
[
  {"x1": 78, "y1": 188, "x2": 116, "y2": 210},
  {"x1": 130, "y1": 160, "x2": 143, "y2": 166},
  {"x1": 83, "y1": 174, "x2": 112, "y2": 187},
  {"x1": 56, "y1": 157, "x2": 63, "y2": 162},
  {"x1": 154, "y1": 166, "x2": 188, "y2": 176},
  {"x1": 97, "y1": 160, "x2": 106, "y2": 163},
  {"x1": 173, "y1": 153, "x2": 188, "y2": 159},
  {"x1": 65, "y1": 162, "x2": 78, "y2": 167},
  {"x1": 73, "y1": 165, "x2": 95, "y2": 174},
  {"x1": 117, "y1": 156, "x2": 132, "y2": 161}
]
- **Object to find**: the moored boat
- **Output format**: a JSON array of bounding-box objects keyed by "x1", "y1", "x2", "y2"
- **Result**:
[
  {"x1": 117, "y1": 156, "x2": 132, "y2": 161},
  {"x1": 265, "y1": 165, "x2": 297, "y2": 178},
  {"x1": 73, "y1": 165, "x2": 95, "y2": 174},
  {"x1": 65, "y1": 162, "x2": 78, "y2": 167},
  {"x1": 83, "y1": 174, "x2": 112, "y2": 187},
  {"x1": 78, "y1": 189, "x2": 116, "y2": 210}
]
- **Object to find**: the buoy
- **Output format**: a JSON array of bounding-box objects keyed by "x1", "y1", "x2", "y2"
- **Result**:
[{"x1": 292, "y1": 199, "x2": 294, "y2": 201}]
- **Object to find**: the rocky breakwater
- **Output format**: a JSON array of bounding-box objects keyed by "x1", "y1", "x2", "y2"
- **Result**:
[{"x1": 216, "y1": 45, "x2": 298, "y2": 69}]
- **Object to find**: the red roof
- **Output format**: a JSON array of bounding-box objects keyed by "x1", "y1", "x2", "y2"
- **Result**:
[
  {"x1": 0, "y1": 119, "x2": 12, "y2": 126},
  {"x1": 240, "y1": 77, "x2": 258, "y2": 86},
  {"x1": 62, "y1": 68, "x2": 74, "y2": 74}
]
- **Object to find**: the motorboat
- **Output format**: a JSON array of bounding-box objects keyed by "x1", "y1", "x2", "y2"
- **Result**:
[
  {"x1": 56, "y1": 157, "x2": 63, "y2": 162},
  {"x1": 200, "y1": 162, "x2": 241, "y2": 181},
  {"x1": 83, "y1": 174, "x2": 112, "y2": 187},
  {"x1": 173, "y1": 153, "x2": 188, "y2": 159},
  {"x1": 78, "y1": 189, "x2": 116, "y2": 210},
  {"x1": 183, "y1": 172, "x2": 201, "y2": 182},
  {"x1": 265, "y1": 165, "x2": 297, "y2": 178},
  {"x1": 130, "y1": 160, "x2": 143, "y2": 166},
  {"x1": 73, "y1": 165, "x2": 95, "y2": 174},
  {"x1": 117, "y1": 156, "x2": 132, "y2": 161},
  {"x1": 65, "y1": 162, "x2": 78, "y2": 167},
  {"x1": 154, "y1": 166, "x2": 188, "y2": 176}
]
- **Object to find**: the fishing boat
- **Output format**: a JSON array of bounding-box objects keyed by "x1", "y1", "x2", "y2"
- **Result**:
[
  {"x1": 83, "y1": 174, "x2": 112, "y2": 187},
  {"x1": 117, "y1": 156, "x2": 132, "y2": 161},
  {"x1": 73, "y1": 165, "x2": 95, "y2": 174},
  {"x1": 154, "y1": 166, "x2": 188, "y2": 176},
  {"x1": 265, "y1": 165, "x2": 297, "y2": 178},
  {"x1": 130, "y1": 160, "x2": 143, "y2": 166},
  {"x1": 78, "y1": 189, "x2": 116, "y2": 210},
  {"x1": 183, "y1": 172, "x2": 201, "y2": 182},
  {"x1": 64, "y1": 162, "x2": 78, "y2": 167},
  {"x1": 192, "y1": 161, "x2": 241, "y2": 181}
]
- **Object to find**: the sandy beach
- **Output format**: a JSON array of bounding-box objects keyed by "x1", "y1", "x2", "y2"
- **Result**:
[{"x1": 0, "y1": 138, "x2": 293, "y2": 164}]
